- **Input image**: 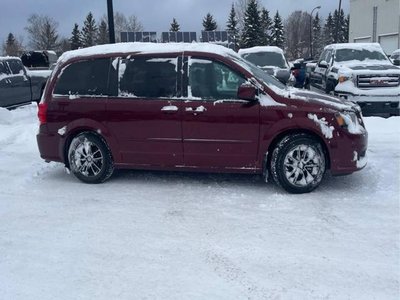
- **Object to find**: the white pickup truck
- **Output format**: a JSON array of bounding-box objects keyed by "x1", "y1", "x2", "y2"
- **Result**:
[{"x1": 309, "y1": 43, "x2": 400, "y2": 117}]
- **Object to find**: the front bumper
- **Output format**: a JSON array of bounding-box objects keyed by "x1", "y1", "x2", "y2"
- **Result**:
[
  {"x1": 329, "y1": 128, "x2": 368, "y2": 176},
  {"x1": 335, "y1": 93, "x2": 400, "y2": 117}
]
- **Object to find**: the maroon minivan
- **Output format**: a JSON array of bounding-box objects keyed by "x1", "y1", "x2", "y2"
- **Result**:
[{"x1": 37, "y1": 43, "x2": 368, "y2": 193}]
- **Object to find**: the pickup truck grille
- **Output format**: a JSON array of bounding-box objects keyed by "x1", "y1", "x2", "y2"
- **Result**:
[{"x1": 357, "y1": 74, "x2": 400, "y2": 88}]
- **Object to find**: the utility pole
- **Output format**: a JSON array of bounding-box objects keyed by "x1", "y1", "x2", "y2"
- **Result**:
[
  {"x1": 334, "y1": 0, "x2": 342, "y2": 43},
  {"x1": 107, "y1": 0, "x2": 115, "y2": 43}
]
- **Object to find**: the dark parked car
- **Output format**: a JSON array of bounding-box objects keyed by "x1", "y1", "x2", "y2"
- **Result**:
[
  {"x1": 37, "y1": 43, "x2": 368, "y2": 193},
  {"x1": 239, "y1": 46, "x2": 291, "y2": 84},
  {"x1": 0, "y1": 57, "x2": 49, "y2": 108},
  {"x1": 21, "y1": 50, "x2": 58, "y2": 70}
]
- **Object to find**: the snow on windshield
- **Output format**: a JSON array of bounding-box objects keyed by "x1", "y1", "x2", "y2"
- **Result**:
[{"x1": 335, "y1": 48, "x2": 388, "y2": 62}]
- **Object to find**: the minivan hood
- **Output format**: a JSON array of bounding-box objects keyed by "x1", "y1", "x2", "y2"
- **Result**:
[{"x1": 288, "y1": 88, "x2": 357, "y2": 112}]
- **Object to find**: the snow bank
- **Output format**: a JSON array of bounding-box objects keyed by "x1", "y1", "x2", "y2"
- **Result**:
[{"x1": 0, "y1": 107, "x2": 14, "y2": 124}]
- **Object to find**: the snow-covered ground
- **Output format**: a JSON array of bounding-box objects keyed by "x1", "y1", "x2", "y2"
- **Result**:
[{"x1": 0, "y1": 104, "x2": 399, "y2": 300}]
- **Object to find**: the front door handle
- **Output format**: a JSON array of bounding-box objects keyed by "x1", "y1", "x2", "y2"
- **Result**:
[{"x1": 161, "y1": 105, "x2": 178, "y2": 113}]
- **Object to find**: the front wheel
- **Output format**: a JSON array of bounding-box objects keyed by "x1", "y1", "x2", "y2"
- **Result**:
[
  {"x1": 271, "y1": 134, "x2": 326, "y2": 194},
  {"x1": 68, "y1": 132, "x2": 114, "y2": 183}
]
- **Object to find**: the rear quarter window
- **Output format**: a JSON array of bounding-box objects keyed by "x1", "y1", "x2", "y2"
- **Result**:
[{"x1": 54, "y1": 58, "x2": 114, "y2": 96}]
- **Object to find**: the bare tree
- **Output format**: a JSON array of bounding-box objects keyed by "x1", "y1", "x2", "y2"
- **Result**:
[
  {"x1": 25, "y1": 14, "x2": 59, "y2": 50},
  {"x1": 284, "y1": 11, "x2": 311, "y2": 60}
]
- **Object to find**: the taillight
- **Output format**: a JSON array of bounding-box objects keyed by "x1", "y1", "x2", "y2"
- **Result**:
[{"x1": 38, "y1": 103, "x2": 48, "y2": 125}]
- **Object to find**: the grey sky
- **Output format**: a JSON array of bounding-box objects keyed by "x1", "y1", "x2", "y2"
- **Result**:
[{"x1": 1, "y1": 0, "x2": 349, "y2": 45}]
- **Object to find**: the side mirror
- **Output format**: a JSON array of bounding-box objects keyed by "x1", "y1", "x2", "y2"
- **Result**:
[
  {"x1": 393, "y1": 59, "x2": 400, "y2": 66},
  {"x1": 318, "y1": 60, "x2": 328, "y2": 68},
  {"x1": 237, "y1": 84, "x2": 256, "y2": 101}
]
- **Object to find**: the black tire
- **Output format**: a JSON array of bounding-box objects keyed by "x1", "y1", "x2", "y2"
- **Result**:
[
  {"x1": 67, "y1": 132, "x2": 114, "y2": 183},
  {"x1": 271, "y1": 134, "x2": 326, "y2": 194}
]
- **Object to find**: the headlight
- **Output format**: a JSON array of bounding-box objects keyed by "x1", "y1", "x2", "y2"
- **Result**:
[
  {"x1": 335, "y1": 111, "x2": 364, "y2": 134},
  {"x1": 338, "y1": 75, "x2": 352, "y2": 83}
]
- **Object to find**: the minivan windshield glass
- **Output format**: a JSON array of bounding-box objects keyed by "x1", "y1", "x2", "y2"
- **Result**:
[
  {"x1": 242, "y1": 52, "x2": 287, "y2": 69},
  {"x1": 335, "y1": 48, "x2": 388, "y2": 62},
  {"x1": 229, "y1": 54, "x2": 287, "y2": 92}
]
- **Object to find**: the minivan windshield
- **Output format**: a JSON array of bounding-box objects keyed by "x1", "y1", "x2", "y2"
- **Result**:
[
  {"x1": 242, "y1": 52, "x2": 288, "y2": 69},
  {"x1": 335, "y1": 48, "x2": 388, "y2": 62},
  {"x1": 229, "y1": 54, "x2": 288, "y2": 92}
]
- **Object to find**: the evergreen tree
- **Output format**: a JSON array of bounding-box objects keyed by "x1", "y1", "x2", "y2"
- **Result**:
[
  {"x1": 226, "y1": 3, "x2": 239, "y2": 50},
  {"x1": 70, "y1": 23, "x2": 82, "y2": 50},
  {"x1": 323, "y1": 13, "x2": 335, "y2": 46},
  {"x1": 312, "y1": 12, "x2": 323, "y2": 59},
  {"x1": 260, "y1": 7, "x2": 272, "y2": 45},
  {"x1": 270, "y1": 11, "x2": 284, "y2": 48},
  {"x1": 202, "y1": 13, "x2": 218, "y2": 31},
  {"x1": 170, "y1": 18, "x2": 180, "y2": 32},
  {"x1": 82, "y1": 12, "x2": 98, "y2": 47},
  {"x1": 3, "y1": 33, "x2": 23, "y2": 56},
  {"x1": 241, "y1": 0, "x2": 262, "y2": 48},
  {"x1": 333, "y1": 9, "x2": 348, "y2": 43},
  {"x1": 97, "y1": 20, "x2": 109, "y2": 44}
]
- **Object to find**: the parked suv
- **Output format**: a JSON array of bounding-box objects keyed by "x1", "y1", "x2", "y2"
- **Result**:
[
  {"x1": 37, "y1": 43, "x2": 368, "y2": 193},
  {"x1": 309, "y1": 43, "x2": 400, "y2": 117},
  {"x1": 239, "y1": 46, "x2": 291, "y2": 84}
]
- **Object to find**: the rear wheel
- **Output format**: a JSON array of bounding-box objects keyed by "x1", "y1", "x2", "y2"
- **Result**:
[
  {"x1": 271, "y1": 134, "x2": 326, "y2": 193},
  {"x1": 68, "y1": 132, "x2": 114, "y2": 183}
]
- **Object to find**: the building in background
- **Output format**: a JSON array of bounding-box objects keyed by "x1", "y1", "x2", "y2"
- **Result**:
[{"x1": 349, "y1": 0, "x2": 400, "y2": 54}]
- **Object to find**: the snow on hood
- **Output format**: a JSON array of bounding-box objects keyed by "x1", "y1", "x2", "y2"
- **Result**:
[
  {"x1": 287, "y1": 88, "x2": 357, "y2": 112},
  {"x1": 238, "y1": 46, "x2": 284, "y2": 55}
]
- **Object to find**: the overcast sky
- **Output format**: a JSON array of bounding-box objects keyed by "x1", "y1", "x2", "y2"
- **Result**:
[{"x1": 1, "y1": 0, "x2": 349, "y2": 46}]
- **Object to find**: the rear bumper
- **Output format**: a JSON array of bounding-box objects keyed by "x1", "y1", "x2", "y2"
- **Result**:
[
  {"x1": 36, "y1": 126, "x2": 63, "y2": 163},
  {"x1": 335, "y1": 93, "x2": 400, "y2": 117},
  {"x1": 329, "y1": 129, "x2": 368, "y2": 175}
]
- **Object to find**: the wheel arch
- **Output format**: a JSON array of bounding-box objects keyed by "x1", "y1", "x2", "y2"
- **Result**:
[
  {"x1": 263, "y1": 128, "x2": 331, "y2": 175},
  {"x1": 63, "y1": 128, "x2": 114, "y2": 168}
]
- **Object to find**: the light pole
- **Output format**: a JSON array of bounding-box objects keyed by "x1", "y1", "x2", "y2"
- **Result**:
[
  {"x1": 310, "y1": 5, "x2": 321, "y2": 59},
  {"x1": 107, "y1": 0, "x2": 115, "y2": 43}
]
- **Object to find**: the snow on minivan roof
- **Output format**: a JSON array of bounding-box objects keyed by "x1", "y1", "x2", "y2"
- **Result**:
[{"x1": 58, "y1": 42, "x2": 240, "y2": 64}]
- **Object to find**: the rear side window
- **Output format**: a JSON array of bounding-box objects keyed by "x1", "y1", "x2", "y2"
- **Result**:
[
  {"x1": 7, "y1": 60, "x2": 24, "y2": 75},
  {"x1": 54, "y1": 58, "x2": 112, "y2": 96},
  {"x1": 119, "y1": 57, "x2": 177, "y2": 98}
]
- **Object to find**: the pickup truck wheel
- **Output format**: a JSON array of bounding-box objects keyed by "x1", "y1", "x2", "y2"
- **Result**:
[
  {"x1": 68, "y1": 133, "x2": 114, "y2": 184},
  {"x1": 271, "y1": 134, "x2": 326, "y2": 194}
]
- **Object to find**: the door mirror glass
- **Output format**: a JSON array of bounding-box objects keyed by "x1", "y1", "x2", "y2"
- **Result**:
[{"x1": 237, "y1": 84, "x2": 256, "y2": 101}]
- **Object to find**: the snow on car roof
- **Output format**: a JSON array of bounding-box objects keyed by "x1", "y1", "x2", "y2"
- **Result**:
[
  {"x1": 325, "y1": 43, "x2": 384, "y2": 52},
  {"x1": 58, "y1": 42, "x2": 240, "y2": 64},
  {"x1": 0, "y1": 56, "x2": 21, "y2": 61},
  {"x1": 238, "y1": 46, "x2": 284, "y2": 55}
]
